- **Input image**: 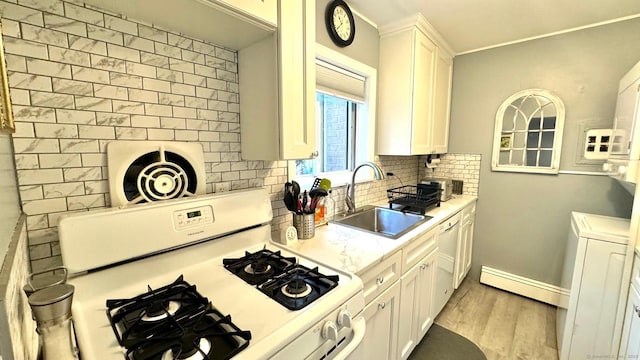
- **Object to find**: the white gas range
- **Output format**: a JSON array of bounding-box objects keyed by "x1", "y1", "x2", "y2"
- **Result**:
[{"x1": 58, "y1": 188, "x2": 365, "y2": 360}]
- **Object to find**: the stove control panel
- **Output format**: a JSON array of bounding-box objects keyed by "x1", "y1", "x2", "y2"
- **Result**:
[{"x1": 173, "y1": 205, "x2": 214, "y2": 230}]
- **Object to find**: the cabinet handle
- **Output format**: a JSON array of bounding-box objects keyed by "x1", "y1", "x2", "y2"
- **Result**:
[
  {"x1": 635, "y1": 305, "x2": 640, "y2": 318},
  {"x1": 311, "y1": 151, "x2": 319, "y2": 158},
  {"x1": 421, "y1": 263, "x2": 429, "y2": 270},
  {"x1": 378, "y1": 302, "x2": 386, "y2": 310},
  {"x1": 376, "y1": 277, "x2": 384, "y2": 285}
]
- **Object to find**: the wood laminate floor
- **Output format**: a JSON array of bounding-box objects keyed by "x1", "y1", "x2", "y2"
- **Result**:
[{"x1": 434, "y1": 279, "x2": 559, "y2": 360}]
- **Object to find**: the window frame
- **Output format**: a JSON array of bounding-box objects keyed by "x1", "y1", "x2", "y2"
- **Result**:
[
  {"x1": 491, "y1": 89, "x2": 565, "y2": 174},
  {"x1": 288, "y1": 44, "x2": 377, "y2": 188}
]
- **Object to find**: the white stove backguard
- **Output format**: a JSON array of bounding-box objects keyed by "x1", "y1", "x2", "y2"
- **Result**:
[
  {"x1": 58, "y1": 188, "x2": 272, "y2": 274},
  {"x1": 106, "y1": 141, "x2": 206, "y2": 207}
]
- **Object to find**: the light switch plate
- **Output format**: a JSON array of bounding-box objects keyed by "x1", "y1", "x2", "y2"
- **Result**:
[{"x1": 584, "y1": 129, "x2": 612, "y2": 159}]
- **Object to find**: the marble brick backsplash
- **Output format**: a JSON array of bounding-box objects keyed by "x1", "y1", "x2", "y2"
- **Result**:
[{"x1": 421, "y1": 153, "x2": 481, "y2": 196}]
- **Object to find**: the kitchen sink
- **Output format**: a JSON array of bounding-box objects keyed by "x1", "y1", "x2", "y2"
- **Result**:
[{"x1": 331, "y1": 206, "x2": 432, "y2": 239}]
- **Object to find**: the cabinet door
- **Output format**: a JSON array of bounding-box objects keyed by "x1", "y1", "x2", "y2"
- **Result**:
[
  {"x1": 377, "y1": 29, "x2": 416, "y2": 155},
  {"x1": 454, "y1": 219, "x2": 471, "y2": 289},
  {"x1": 463, "y1": 220, "x2": 474, "y2": 277},
  {"x1": 621, "y1": 285, "x2": 640, "y2": 359},
  {"x1": 397, "y1": 248, "x2": 438, "y2": 360},
  {"x1": 430, "y1": 49, "x2": 452, "y2": 154},
  {"x1": 362, "y1": 281, "x2": 401, "y2": 360},
  {"x1": 410, "y1": 29, "x2": 436, "y2": 155},
  {"x1": 454, "y1": 204, "x2": 476, "y2": 289},
  {"x1": 417, "y1": 249, "x2": 437, "y2": 339},
  {"x1": 397, "y1": 262, "x2": 421, "y2": 360},
  {"x1": 278, "y1": 0, "x2": 315, "y2": 159}
]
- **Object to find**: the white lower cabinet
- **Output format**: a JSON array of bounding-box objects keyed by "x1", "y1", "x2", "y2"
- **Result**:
[
  {"x1": 454, "y1": 201, "x2": 476, "y2": 289},
  {"x1": 397, "y1": 248, "x2": 438, "y2": 360},
  {"x1": 357, "y1": 201, "x2": 475, "y2": 360},
  {"x1": 362, "y1": 281, "x2": 401, "y2": 360}
]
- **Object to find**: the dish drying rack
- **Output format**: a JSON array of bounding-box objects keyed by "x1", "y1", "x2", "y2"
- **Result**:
[{"x1": 387, "y1": 184, "x2": 441, "y2": 215}]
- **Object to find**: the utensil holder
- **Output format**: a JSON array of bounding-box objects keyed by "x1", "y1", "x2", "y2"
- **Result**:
[{"x1": 293, "y1": 213, "x2": 315, "y2": 239}]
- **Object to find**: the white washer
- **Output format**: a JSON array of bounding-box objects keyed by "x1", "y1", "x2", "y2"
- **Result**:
[{"x1": 557, "y1": 212, "x2": 630, "y2": 360}]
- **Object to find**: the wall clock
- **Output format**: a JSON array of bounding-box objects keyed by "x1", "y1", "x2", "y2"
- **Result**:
[{"x1": 325, "y1": 0, "x2": 355, "y2": 47}]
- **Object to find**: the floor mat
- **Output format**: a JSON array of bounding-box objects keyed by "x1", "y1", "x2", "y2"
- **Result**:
[{"x1": 408, "y1": 324, "x2": 487, "y2": 360}]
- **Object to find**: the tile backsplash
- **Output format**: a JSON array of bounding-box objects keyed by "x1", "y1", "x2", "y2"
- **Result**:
[
  {"x1": 421, "y1": 153, "x2": 481, "y2": 196},
  {"x1": 3, "y1": 0, "x2": 424, "y2": 273}
]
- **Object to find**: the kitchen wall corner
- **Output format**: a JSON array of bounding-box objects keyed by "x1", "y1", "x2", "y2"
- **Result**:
[{"x1": 0, "y1": 215, "x2": 38, "y2": 360}]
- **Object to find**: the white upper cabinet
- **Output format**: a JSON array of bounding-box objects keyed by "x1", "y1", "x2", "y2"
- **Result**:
[
  {"x1": 431, "y1": 50, "x2": 453, "y2": 154},
  {"x1": 377, "y1": 14, "x2": 454, "y2": 155},
  {"x1": 239, "y1": 0, "x2": 316, "y2": 160}
]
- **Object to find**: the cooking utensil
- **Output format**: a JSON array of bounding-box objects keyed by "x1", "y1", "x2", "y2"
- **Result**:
[
  {"x1": 319, "y1": 178, "x2": 331, "y2": 191},
  {"x1": 302, "y1": 190, "x2": 308, "y2": 213},
  {"x1": 283, "y1": 183, "x2": 298, "y2": 212},
  {"x1": 309, "y1": 187, "x2": 328, "y2": 198},
  {"x1": 292, "y1": 181, "x2": 300, "y2": 198}
]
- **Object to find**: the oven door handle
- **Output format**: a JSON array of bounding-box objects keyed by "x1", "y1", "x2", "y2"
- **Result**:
[{"x1": 333, "y1": 315, "x2": 366, "y2": 360}]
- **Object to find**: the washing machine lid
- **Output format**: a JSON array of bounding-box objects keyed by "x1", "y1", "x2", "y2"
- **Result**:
[{"x1": 571, "y1": 211, "x2": 630, "y2": 245}]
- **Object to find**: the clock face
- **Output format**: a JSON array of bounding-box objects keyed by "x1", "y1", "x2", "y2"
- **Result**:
[
  {"x1": 333, "y1": 6, "x2": 352, "y2": 41},
  {"x1": 326, "y1": 0, "x2": 355, "y2": 47}
]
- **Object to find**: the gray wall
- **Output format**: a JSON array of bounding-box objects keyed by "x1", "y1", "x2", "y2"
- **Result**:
[
  {"x1": 449, "y1": 18, "x2": 640, "y2": 285},
  {"x1": 0, "y1": 133, "x2": 20, "y2": 266},
  {"x1": 316, "y1": 0, "x2": 379, "y2": 69}
]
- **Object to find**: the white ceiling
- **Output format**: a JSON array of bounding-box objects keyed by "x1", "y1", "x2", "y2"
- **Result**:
[{"x1": 347, "y1": 0, "x2": 640, "y2": 54}]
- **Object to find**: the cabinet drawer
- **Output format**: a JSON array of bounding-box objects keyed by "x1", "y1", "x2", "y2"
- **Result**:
[
  {"x1": 402, "y1": 227, "x2": 437, "y2": 273},
  {"x1": 360, "y1": 251, "x2": 402, "y2": 304}
]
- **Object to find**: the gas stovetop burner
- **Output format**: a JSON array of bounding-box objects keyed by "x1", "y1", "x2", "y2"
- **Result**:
[
  {"x1": 223, "y1": 249, "x2": 296, "y2": 285},
  {"x1": 141, "y1": 300, "x2": 181, "y2": 322},
  {"x1": 259, "y1": 265, "x2": 339, "y2": 311},
  {"x1": 105, "y1": 276, "x2": 251, "y2": 360}
]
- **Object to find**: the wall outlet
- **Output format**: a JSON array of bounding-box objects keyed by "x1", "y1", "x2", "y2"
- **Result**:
[{"x1": 584, "y1": 129, "x2": 612, "y2": 159}]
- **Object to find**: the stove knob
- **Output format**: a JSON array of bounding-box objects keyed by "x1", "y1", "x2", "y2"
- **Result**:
[
  {"x1": 322, "y1": 321, "x2": 339, "y2": 342},
  {"x1": 337, "y1": 309, "x2": 352, "y2": 328}
]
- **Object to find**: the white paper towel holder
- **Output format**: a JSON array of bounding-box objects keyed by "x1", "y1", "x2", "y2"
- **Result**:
[{"x1": 426, "y1": 154, "x2": 441, "y2": 169}]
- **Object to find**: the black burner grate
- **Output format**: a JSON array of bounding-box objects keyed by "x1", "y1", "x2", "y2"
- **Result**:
[
  {"x1": 258, "y1": 265, "x2": 339, "y2": 310},
  {"x1": 105, "y1": 276, "x2": 251, "y2": 360},
  {"x1": 223, "y1": 249, "x2": 296, "y2": 285}
]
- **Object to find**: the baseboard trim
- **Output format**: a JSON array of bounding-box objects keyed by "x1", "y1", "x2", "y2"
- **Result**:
[{"x1": 480, "y1": 266, "x2": 568, "y2": 307}]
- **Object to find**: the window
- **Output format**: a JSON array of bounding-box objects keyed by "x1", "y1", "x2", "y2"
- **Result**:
[
  {"x1": 296, "y1": 93, "x2": 358, "y2": 176},
  {"x1": 289, "y1": 45, "x2": 377, "y2": 187},
  {"x1": 492, "y1": 89, "x2": 565, "y2": 174}
]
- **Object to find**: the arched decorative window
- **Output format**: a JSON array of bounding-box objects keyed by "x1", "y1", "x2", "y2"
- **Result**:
[{"x1": 491, "y1": 89, "x2": 565, "y2": 174}]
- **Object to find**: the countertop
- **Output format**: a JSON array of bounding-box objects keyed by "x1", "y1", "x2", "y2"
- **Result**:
[{"x1": 279, "y1": 195, "x2": 477, "y2": 276}]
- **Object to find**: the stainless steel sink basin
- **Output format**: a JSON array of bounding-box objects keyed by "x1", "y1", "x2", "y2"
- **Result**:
[{"x1": 331, "y1": 206, "x2": 432, "y2": 239}]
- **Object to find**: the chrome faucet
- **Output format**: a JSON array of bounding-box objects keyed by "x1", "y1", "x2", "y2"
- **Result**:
[{"x1": 345, "y1": 161, "x2": 385, "y2": 214}]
